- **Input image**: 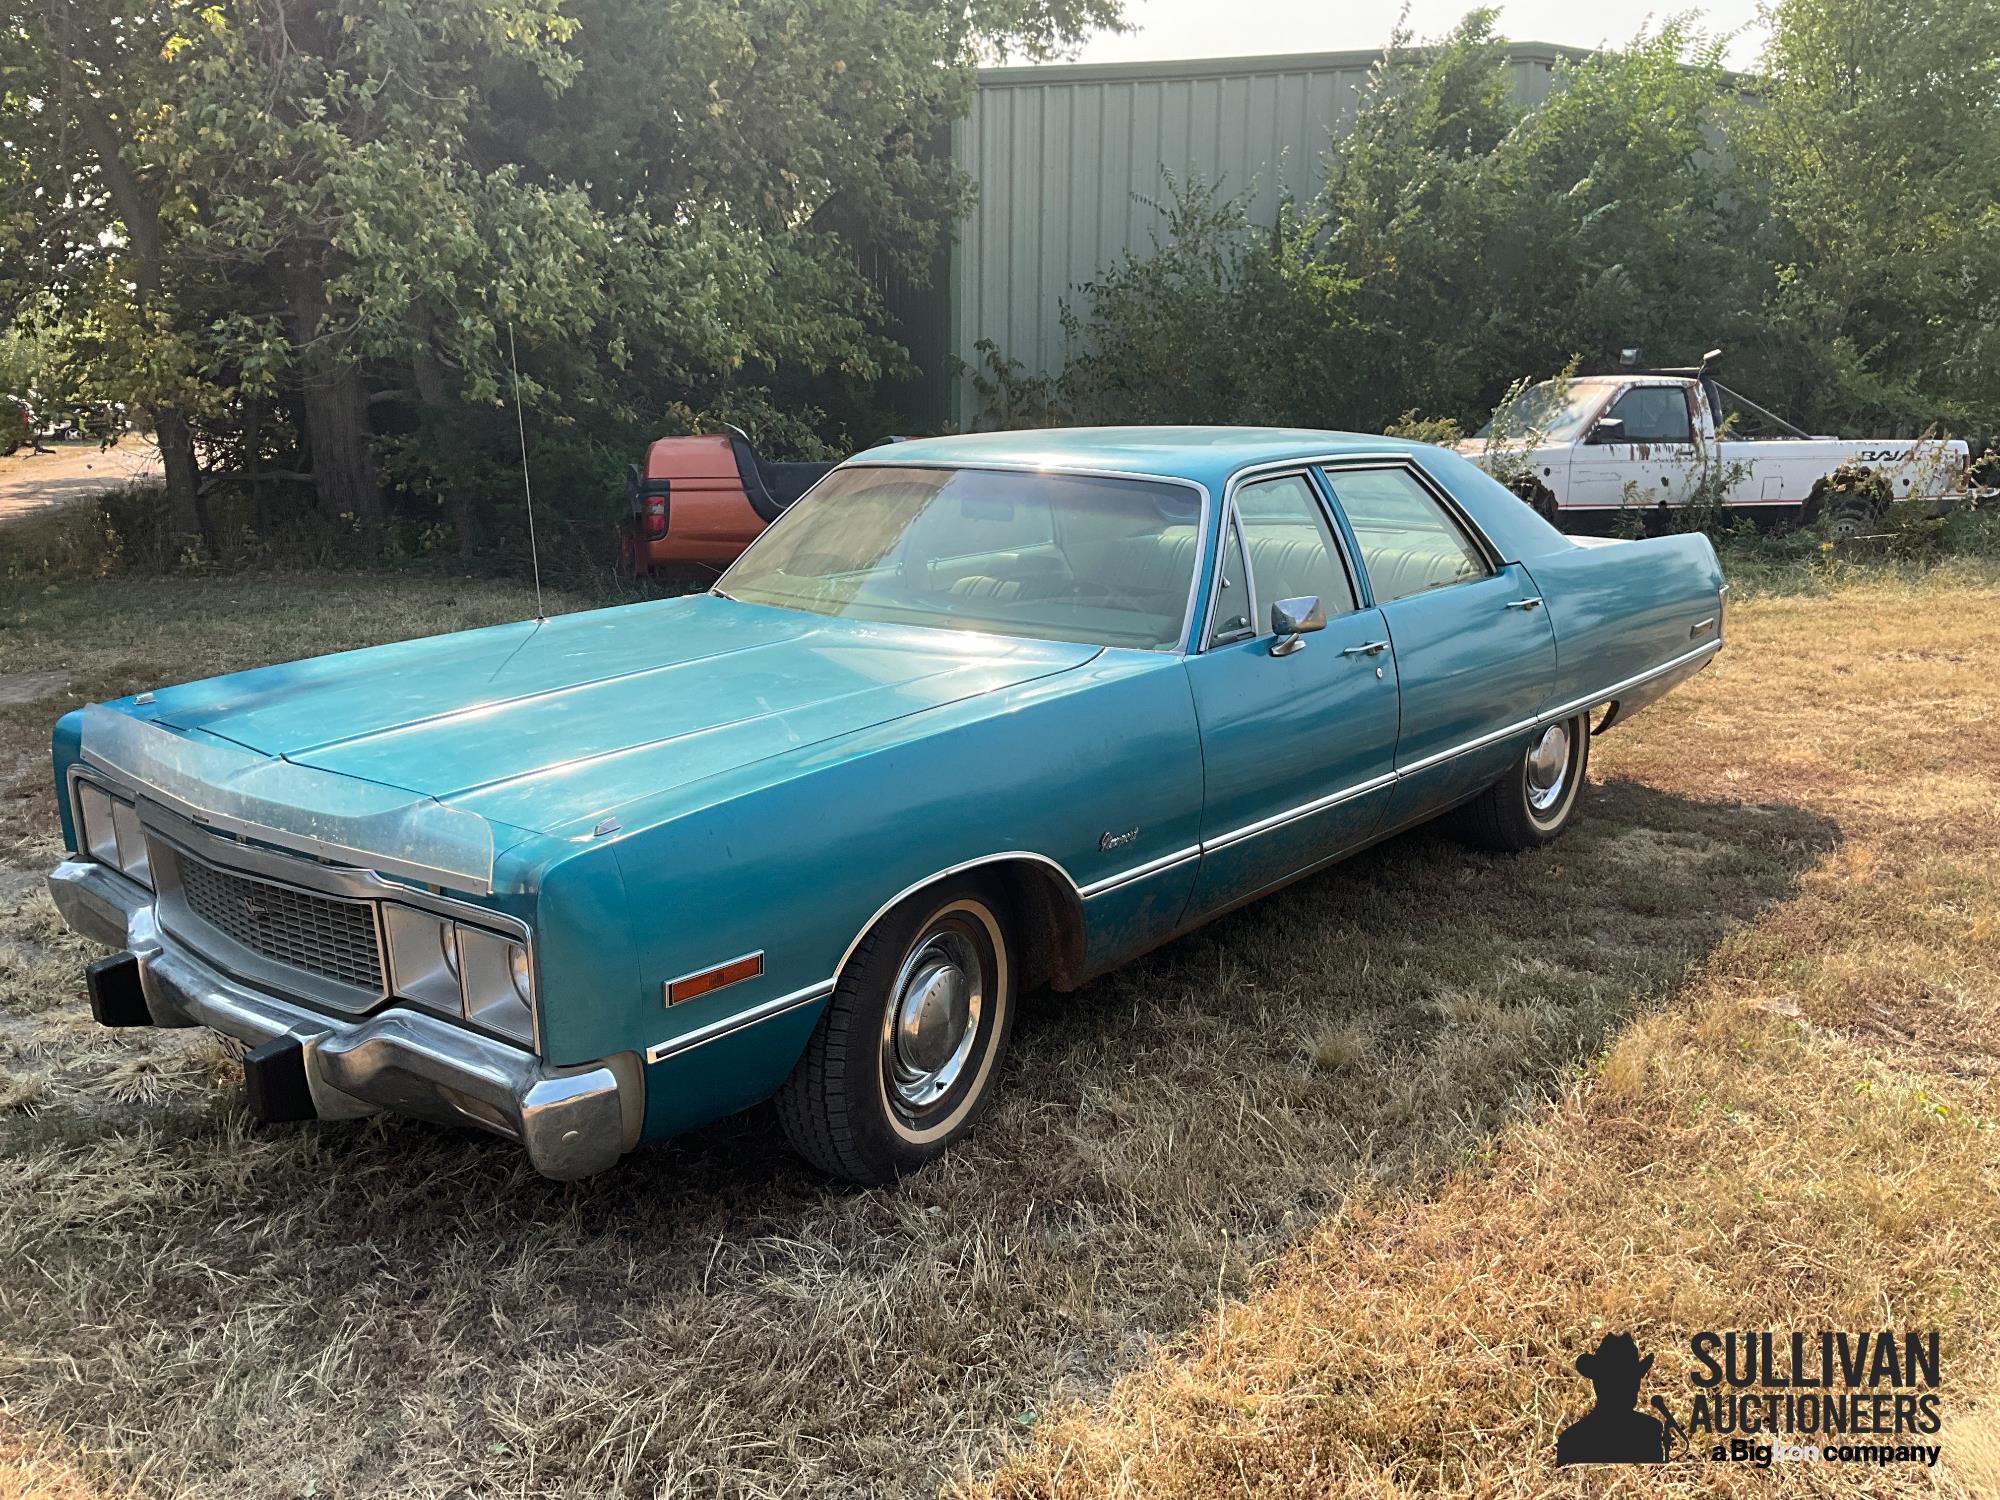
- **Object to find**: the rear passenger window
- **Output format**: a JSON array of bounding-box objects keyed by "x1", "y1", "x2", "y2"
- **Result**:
[
  {"x1": 1233, "y1": 475, "x2": 1356, "y2": 626},
  {"x1": 1321, "y1": 468, "x2": 1491, "y2": 605}
]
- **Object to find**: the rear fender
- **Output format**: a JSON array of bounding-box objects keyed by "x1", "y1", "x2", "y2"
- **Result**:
[{"x1": 1522, "y1": 534, "x2": 1724, "y2": 724}]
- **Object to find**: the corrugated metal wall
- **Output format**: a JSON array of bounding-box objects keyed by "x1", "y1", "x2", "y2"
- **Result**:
[{"x1": 935, "y1": 45, "x2": 1581, "y2": 426}]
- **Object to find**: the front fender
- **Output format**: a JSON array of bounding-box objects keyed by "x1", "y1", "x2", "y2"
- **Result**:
[{"x1": 602, "y1": 651, "x2": 1203, "y2": 1142}]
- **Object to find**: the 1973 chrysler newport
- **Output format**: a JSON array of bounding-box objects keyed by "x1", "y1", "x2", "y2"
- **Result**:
[{"x1": 48, "y1": 429, "x2": 1724, "y2": 1184}]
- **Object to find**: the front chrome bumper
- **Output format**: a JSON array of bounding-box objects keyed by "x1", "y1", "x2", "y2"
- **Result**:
[{"x1": 48, "y1": 859, "x2": 640, "y2": 1180}]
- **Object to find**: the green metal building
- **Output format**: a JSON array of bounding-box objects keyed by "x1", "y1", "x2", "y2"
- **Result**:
[{"x1": 908, "y1": 44, "x2": 1589, "y2": 428}]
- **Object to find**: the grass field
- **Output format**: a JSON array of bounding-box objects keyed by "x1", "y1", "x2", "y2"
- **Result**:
[{"x1": 0, "y1": 548, "x2": 1996, "y2": 1497}]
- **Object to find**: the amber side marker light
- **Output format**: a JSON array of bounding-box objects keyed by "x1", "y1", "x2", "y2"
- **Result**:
[{"x1": 665, "y1": 951, "x2": 764, "y2": 1007}]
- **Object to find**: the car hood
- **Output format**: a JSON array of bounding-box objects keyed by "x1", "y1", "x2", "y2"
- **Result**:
[{"x1": 142, "y1": 594, "x2": 1099, "y2": 838}]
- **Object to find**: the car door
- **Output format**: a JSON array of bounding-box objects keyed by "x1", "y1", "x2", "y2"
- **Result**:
[
  {"x1": 1183, "y1": 471, "x2": 1401, "y2": 917},
  {"x1": 1318, "y1": 462, "x2": 1557, "y2": 829},
  {"x1": 1570, "y1": 383, "x2": 1698, "y2": 511}
]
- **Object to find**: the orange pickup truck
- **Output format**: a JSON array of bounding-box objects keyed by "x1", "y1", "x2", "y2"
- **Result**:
[{"x1": 620, "y1": 430, "x2": 840, "y2": 578}]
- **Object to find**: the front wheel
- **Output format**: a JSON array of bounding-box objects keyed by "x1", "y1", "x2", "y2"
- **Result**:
[
  {"x1": 776, "y1": 879, "x2": 1016, "y2": 1184},
  {"x1": 1449, "y1": 712, "x2": 1591, "y2": 852}
]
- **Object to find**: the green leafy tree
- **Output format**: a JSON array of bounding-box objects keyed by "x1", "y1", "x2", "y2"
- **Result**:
[
  {"x1": 2, "y1": 1, "x2": 215, "y2": 544},
  {"x1": 1735, "y1": 0, "x2": 2000, "y2": 431},
  {"x1": 1058, "y1": 175, "x2": 1361, "y2": 425},
  {"x1": 1028, "y1": 14, "x2": 1756, "y2": 435},
  {"x1": 2, "y1": 0, "x2": 1120, "y2": 556}
]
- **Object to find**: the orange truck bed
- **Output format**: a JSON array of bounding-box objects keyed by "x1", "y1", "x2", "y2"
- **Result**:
[{"x1": 622, "y1": 434, "x2": 838, "y2": 576}]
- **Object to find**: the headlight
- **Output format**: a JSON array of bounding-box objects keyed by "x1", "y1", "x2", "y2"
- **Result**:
[
  {"x1": 76, "y1": 780, "x2": 152, "y2": 889},
  {"x1": 383, "y1": 906, "x2": 534, "y2": 1046},
  {"x1": 458, "y1": 927, "x2": 533, "y2": 1042}
]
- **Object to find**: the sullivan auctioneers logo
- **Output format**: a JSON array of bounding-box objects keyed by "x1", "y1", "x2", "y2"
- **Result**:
[{"x1": 1555, "y1": 1330, "x2": 1943, "y2": 1471}]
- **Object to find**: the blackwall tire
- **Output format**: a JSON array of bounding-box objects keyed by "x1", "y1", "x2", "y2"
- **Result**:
[
  {"x1": 776, "y1": 878, "x2": 1016, "y2": 1185},
  {"x1": 1826, "y1": 498, "x2": 1879, "y2": 541},
  {"x1": 1449, "y1": 712, "x2": 1591, "y2": 853}
]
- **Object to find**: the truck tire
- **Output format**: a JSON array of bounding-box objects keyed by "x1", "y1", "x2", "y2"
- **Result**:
[
  {"x1": 1802, "y1": 464, "x2": 1891, "y2": 539},
  {"x1": 1824, "y1": 497, "x2": 1879, "y2": 540}
]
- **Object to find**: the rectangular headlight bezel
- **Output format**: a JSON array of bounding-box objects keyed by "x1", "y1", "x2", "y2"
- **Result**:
[
  {"x1": 383, "y1": 906, "x2": 536, "y2": 1048},
  {"x1": 74, "y1": 775, "x2": 154, "y2": 890}
]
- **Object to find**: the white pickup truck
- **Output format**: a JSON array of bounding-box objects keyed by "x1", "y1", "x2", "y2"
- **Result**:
[{"x1": 1460, "y1": 366, "x2": 1971, "y2": 535}]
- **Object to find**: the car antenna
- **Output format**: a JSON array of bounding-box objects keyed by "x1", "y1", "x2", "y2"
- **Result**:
[{"x1": 506, "y1": 321, "x2": 547, "y2": 624}]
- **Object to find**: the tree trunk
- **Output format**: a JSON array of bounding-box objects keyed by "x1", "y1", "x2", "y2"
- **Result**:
[
  {"x1": 412, "y1": 341, "x2": 476, "y2": 557},
  {"x1": 151, "y1": 407, "x2": 208, "y2": 548},
  {"x1": 62, "y1": 66, "x2": 212, "y2": 554},
  {"x1": 290, "y1": 273, "x2": 383, "y2": 532}
]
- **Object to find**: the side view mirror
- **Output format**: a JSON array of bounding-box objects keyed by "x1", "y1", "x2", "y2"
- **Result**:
[
  {"x1": 1270, "y1": 595, "x2": 1326, "y2": 657},
  {"x1": 1587, "y1": 416, "x2": 1626, "y2": 446}
]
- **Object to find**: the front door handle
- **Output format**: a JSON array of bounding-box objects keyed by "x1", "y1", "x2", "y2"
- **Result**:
[
  {"x1": 1341, "y1": 640, "x2": 1390, "y2": 657},
  {"x1": 1505, "y1": 597, "x2": 1544, "y2": 611}
]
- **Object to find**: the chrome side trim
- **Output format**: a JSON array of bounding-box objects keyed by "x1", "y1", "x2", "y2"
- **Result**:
[
  {"x1": 645, "y1": 849, "x2": 1098, "y2": 1064},
  {"x1": 1191, "y1": 637, "x2": 1725, "y2": 856},
  {"x1": 1393, "y1": 716, "x2": 1547, "y2": 779},
  {"x1": 1201, "y1": 774, "x2": 1398, "y2": 854},
  {"x1": 1077, "y1": 844, "x2": 1201, "y2": 898},
  {"x1": 645, "y1": 980, "x2": 835, "y2": 1064},
  {"x1": 1539, "y1": 638, "x2": 1722, "y2": 725},
  {"x1": 831, "y1": 850, "x2": 1085, "y2": 976},
  {"x1": 714, "y1": 459, "x2": 1216, "y2": 654},
  {"x1": 646, "y1": 636, "x2": 1721, "y2": 1063},
  {"x1": 1395, "y1": 639, "x2": 1722, "y2": 779}
]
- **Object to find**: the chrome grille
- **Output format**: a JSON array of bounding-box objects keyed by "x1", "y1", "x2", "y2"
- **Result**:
[{"x1": 177, "y1": 856, "x2": 383, "y2": 992}]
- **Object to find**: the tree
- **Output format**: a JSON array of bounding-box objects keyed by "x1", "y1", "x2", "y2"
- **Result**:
[
  {"x1": 1038, "y1": 14, "x2": 1755, "y2": 434},
  {"x1": 1, "y1": 0, "x2": 1122, "y2": 555},
  {"x1": 1736, "y1": 0, "x2": 2000, "y2": 432},
  {"x1": 1057, "y1": 175, "x2": 1361, "y2": 426},
  {"x1": 2, "y1": 1, "x2": 213, "y2": 545}
]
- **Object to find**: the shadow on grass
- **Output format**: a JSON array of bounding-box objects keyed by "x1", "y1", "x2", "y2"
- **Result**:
[{"x1": 0, "y1": 779, "x2": 1837, "y2": 1494}]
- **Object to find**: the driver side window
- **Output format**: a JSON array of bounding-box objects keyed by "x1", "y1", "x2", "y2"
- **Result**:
[{"x1": 1605, "y1": 386, "x2": 1694, "y2": 444}]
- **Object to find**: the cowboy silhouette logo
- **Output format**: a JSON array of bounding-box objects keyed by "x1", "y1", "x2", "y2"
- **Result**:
[{"x1": 1556, "y1": 1333, "x2": 1674, "y2": 1465}]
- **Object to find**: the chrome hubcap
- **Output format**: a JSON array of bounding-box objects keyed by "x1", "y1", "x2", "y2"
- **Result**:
[
  {"x1": 1526, "y1": 722, "x2": 1571, "y2": 814},
  {"x1": 887, "y1": 928, "x2": 984, "y2": 1112}
]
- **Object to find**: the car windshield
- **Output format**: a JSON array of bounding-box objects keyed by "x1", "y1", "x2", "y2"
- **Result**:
[
  {"x1": 717, "y1": 464, "x2": 1203, "y2": 651},
  {"x1": 1475, "y1": 380, "x2": 1605, "y2": 443}
]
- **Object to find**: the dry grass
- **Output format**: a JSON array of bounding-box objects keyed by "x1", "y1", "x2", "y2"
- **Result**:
[
  {"x1": 974, "y1": 565, "x2": 2000, "y2": 1498},
  {"x1": 0, "y1": 556, "x2": 1992, "y2": 1496}
]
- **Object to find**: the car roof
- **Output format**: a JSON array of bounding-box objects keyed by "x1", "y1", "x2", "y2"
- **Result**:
[{"x1": 851, "y1": 426, "x2": 1442, "y2": 494}]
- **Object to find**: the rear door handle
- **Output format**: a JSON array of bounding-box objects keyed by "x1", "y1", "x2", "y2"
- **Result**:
[
  {"x1": 1341, "y1": 640, "x2": 1390, "y2": 657},
  {"x1": 1505, "y1": 597, "x2": 1543, "y2": 611}
]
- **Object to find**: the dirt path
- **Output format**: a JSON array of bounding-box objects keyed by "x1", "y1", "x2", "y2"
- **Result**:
[{"x1": 0, "y1": 438, "x2": 163, "y2": 526}]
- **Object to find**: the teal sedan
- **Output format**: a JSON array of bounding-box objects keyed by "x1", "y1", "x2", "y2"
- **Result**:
[{"x1": 47, "y1": 429, "x2": 1725, "y2": 1183}]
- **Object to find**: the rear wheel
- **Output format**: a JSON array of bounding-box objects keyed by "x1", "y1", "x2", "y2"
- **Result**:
[
  {"x1": 1824, "y1": 496, "x2": 1879, "y2": 541},
  {"x1": 1449, "y1": 712, "x2": 1590, "y2": 852},
  {"x1": 776, "y1": 879, "x2": 1016, "y2": 1185}
]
